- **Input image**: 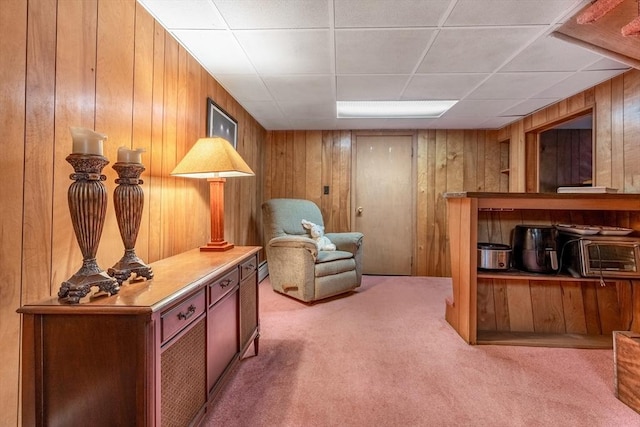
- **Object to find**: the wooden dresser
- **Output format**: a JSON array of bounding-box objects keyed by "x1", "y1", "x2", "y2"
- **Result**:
[{"x1": 18, "y1": 246, "x2": 260, "y2": 427}]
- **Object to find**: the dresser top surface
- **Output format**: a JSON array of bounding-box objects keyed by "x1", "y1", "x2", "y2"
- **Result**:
[{"x1": 19, "y1": 246, "x2": 260, "y2": 314}]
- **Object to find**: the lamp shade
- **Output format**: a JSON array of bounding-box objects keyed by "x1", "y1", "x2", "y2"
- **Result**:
[{"x1": 171, "y1": 137, "x2": 254, "y2": 179}]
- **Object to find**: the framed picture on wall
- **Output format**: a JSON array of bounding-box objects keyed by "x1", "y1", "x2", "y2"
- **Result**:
[{"x1": 206, "y1": 97, "x2": 237, "y2": 148}]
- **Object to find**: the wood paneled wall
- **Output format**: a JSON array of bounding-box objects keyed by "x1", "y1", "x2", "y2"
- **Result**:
[
  {"x1": 503, "y1": 69, "x2": 640, "y2": 193},
  {"x1": 0, "y1": 1, "x2": 265, "y2": 425},
  {"x1": 539, "y1": 129, "x2": 592, "y2": 192},
  {"x1": 264, "y1": 70, "x2": 640, "y2": 280},
  {"x1": 264, "y1": 129, "x2": 508, "y2": 277},
  {"x1": 263, "y1": 130, "x2": 352, "y2": 233}
]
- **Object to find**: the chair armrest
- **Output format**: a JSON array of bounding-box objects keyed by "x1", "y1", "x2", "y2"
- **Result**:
[
  {"x1": 267, "y1": 235, "x2": 318, "y2": 255},
  {"x1": 325, "y1": 232, "x2": 363, "y2": 254}
]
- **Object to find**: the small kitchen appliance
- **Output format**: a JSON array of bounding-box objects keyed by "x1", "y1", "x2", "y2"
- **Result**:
[
  {"x1": 477, "y1": 243, "x2": 512, "y2": 270},
  {"x1": 559, "y1": 233, "x2": 640, "y2": 278},
  {"x1": 512, "y1": 225, "x2": 559, "y2": 273}
]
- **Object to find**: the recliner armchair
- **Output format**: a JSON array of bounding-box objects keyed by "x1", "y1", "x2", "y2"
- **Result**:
[{"x1": 262, "y1": 198, "x2": 364, "y2": 303}]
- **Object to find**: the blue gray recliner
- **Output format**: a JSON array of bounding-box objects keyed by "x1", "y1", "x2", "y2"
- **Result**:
[{"x1": 262, "y1": 198, "x2": 364, "y2": 303}]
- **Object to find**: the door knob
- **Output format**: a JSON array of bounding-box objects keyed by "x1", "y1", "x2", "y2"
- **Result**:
[{"x1": 357, "y1": 206, "x2": 363, "y2": 215}]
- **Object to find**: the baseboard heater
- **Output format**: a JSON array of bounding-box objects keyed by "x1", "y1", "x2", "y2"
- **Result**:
[{"x1": 258, "y1": 261, "x2": 269, "y2": 283}]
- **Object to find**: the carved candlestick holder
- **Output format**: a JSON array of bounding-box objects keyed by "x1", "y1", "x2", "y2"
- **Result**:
[
  {"x1": 108, "y1": 162, "x2": 153, "y2": 284},
  {"x1": 58, "y1": 154, "x2": 120, "y2": 303}
]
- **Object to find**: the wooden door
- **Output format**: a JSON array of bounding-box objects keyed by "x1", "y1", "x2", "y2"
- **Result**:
[{"x1": 353, "y1": 134, "x2": 414, "y2": 275}]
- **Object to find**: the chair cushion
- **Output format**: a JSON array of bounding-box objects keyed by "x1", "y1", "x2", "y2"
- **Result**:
[
  {"x1": 315, "y1": 250, "x2": 356, "y2": 278},
  {"x1": 316, "y1": 250, "x2": 353, "y2": 263}
]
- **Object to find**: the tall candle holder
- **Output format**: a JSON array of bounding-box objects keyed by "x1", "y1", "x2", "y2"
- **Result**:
[
  {"x1": 108, "y1": 162, "x2": 153, "y2": 284},
  {"x1": 58, "y1": 154, "x2": 120, "y2": 303}
]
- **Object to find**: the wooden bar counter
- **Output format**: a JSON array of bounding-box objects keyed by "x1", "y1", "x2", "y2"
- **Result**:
[
  {"x1": 444, "y1": 192, "x2": 640, "y2": 348},
  {"x1": 19, "y1": 246, "x2": 261, "y2": 427}
]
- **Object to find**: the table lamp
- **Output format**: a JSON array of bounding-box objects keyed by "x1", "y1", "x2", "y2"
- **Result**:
[{"x1": 171, "y1": 137, "x2": 254, "y2": 251}]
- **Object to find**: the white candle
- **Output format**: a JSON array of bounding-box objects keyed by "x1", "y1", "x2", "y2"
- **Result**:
[
  {"x1": 117, "y1": 146, "x2": 145, "y2": 163},
  {"x1": 70, "y1": 127, "x2": 106, "y2": 155}
]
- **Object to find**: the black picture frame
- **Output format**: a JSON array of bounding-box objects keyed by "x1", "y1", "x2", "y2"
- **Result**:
[{"x1": 206, "y1": 97, "x2": 237, "y2": 148}]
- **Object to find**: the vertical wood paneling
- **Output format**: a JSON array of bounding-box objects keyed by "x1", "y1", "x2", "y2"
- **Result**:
[
  {"x1": 95, "y1": 0, "x2": 135, "y2": 266},
  {"x1": 539, "y1": 129, "x2": 592, "y2": 192},
  {"x1": 320, "y1": 131, "x2": 334, "y2": 227},
  {"x1": 509, "y1": 69, "x2": 640, "y2": 194},
  {"x1": 292, "y1": 131, "x2": 306, "y2": 199},
  {"x1": 530, "y1": 282, "x2": 565, "y2": 333},
  {"x1": 611, "y1": 75, "x2": 625, "y2": 190},
  {"x1": 3, "y1": 2, "x2": 266, "y2": 425},
  {"x1": 131, "y1": 2, "x2": 155, "y2": 263},
  {"x1": 415, "y1": 131, "x2": 429, "y2": 275},
  {"x1": 476, "y1": 279, "x2": 623, "y2": 336},
  {"x1": 424, "y1": 130, "x2": 439, "y2": 275},
  {"x1": 595, "y1": 80, "x2": 612, "y2": 187},
  {"x1": 147, "y1": 20, "x2": 165, "y2": 262},
  {"x1": 50, "y1": 0, "x2": 97, "y2": 296},
  {"x1": 623, "y1": 72, "x2": 640, "y2": 192},
  {"x1": 562, "y1": 282, "x2": 588, "y2": 334},
  {"x1": 434, "y1": 130, "x2": 449, "y2": 274},
  {"x1": 264, "y1": 128, "x2": 504, "y2": 277},
  {"x1": 305, "y1": 131, "x2": 322, "y2": 206},
  {"x1": 23, "y1": 0, "x2": 56, "y2": 303},
  {"x1": 0, "y1": 1, "x2": 27, "y2": 424},
  {"x1": 161, "y1": 33, "x2": 178, "y2": 258}
]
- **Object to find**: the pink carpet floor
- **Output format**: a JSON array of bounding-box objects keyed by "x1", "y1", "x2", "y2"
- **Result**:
[{"x1": 202, "y1": 275, "x2": 640, "y2": 426}]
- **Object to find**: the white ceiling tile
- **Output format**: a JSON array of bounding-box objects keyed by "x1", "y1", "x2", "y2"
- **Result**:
[
  {"x1": 172, "y1": 30, "x2": 255, "y2": 74},
  {"x1": 138, "y1": 0, "x2": 226, "y2": 29},
  {"x1": 262, "y1": 75, "x2": 335, "y2": 103},
  {"x1": 446, "y1": 99, "x2": 520, "y2": 117},
  {"x1": 241, "y1": 100, "x2": 290, "y2": 127},
  {"x1": 479, "y1": 116, "x2": 521, "y2": 129},
  {"x1": 213, "y1": 74, "x2": 272, "y2": 102},
  {"x1": 277, "y1": 100, "x2": 336, "y2": 120},
  {"x1": 534, "y1": 70, "x2": 628, "y2": 98},
  {"x1": 212, "y1": 0, "x2": 330, "y2": 29},
  {"x1": 235, "y1": 30, "x2": 332, "y2": 74},
  {"x1": 502, "y1": 36, "x2": 604, "y2": 72},
  {"x1": 418, "y1": 27, "x2": 541, "y2": 73},
  {"x1": 334, "y1": 0, "x2": 451, "y2": 28},
  {"x1": 288, "y1": 119, "x2": 337, "y2": 130},
  {"x1": 337, "y1": 75, "x2": 409, "y2": 100},
  {"x1": 336, "y1": 29, "x2": 436, "y2": 74},
  {"x1": 143, "y1": 0, "x2": 626, "y2": 130},
  {"x1": 429, "y1": 116, "x2": 496, "y2": 129},
  {"x1": 445, "y1": 0, "x2": 579, "y2": 26},
  {"x1": 499, "y1": 98, "x2": 561, "y2": 116},
  {"x1": 403, "y1": 73, "x2": 488, "y2": 100},
  {"x1": 468, "y1": 72, "x2": 572, "y2": 99},
  {"x1": 584, "y1": 57, "x2": 630, "y2": 71}
]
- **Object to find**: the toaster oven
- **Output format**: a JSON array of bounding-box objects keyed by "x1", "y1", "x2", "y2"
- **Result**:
[{"x1": 560, "y1": 234, "x2": 640, "y2": 278}]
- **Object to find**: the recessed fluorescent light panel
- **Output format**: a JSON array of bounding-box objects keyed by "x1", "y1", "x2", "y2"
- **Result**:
[{"x1": 336, "y1": 100, "x2": 457, "y2": 119}]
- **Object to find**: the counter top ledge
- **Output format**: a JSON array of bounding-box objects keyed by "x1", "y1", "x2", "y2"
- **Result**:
[{"x1": 443, "y1": 191, "x2": 640, "y2": 199}]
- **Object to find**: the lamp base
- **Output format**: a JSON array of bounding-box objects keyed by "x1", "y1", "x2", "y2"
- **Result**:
[{"x1": 200, "y1": 241, "x2": 234, "y2": 252}]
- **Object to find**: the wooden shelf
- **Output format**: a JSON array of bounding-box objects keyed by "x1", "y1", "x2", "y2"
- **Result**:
[
  {"x1": 445, "y1": 192, "x2": 640, "y2": 348},
  {"x1": 477, "y1": 270, "x2": 612, "y2": 283},
  {"x1": 477, "y1": 331, "x2": 612, "y2": 349}
]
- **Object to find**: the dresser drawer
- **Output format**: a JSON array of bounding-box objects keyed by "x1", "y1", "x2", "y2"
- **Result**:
[
  {"x1": 209, "y1": 268, "x2": 239, "y2": 307},
  {"x1": 240, "y1": 255, "x2": 258, "y2": 281},
  {"x1": 161, "y1": 289, "x2": 205, "y2": 343}
]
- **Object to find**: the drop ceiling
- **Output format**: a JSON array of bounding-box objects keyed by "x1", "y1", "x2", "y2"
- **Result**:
[{"x1": 137, "y1": 0, "x2": 631, "y2": 131}]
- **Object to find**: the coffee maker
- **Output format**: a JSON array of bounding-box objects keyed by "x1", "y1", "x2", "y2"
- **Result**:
[{"x1": 512, "y1": 225, "x2": 559, "y2": 273}]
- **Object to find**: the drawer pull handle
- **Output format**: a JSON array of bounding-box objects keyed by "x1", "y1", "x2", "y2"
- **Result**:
[
  {"x1": 244, "y1": 264, "x2": 255, "y2": 271},
  {"x1": 177, "y1": 304, "x2": 196, "y2": 321},
  {"x1": 219, "y1": 279, "x2": 232, "y2": 288}
]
